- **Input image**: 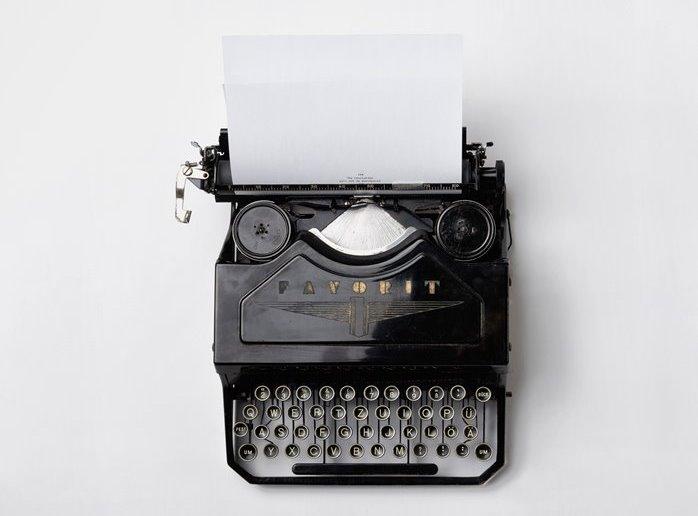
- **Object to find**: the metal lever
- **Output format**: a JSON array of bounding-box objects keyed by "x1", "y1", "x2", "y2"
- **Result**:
[{"x1": 175, "y1": 163, "x2": 209, "y2": 223}]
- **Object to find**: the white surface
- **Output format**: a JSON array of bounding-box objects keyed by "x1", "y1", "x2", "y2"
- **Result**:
[
  {"x1": 1, "y1": 1, "x2": 698, "y2": 515},
  {"x1": 222, "y1": 35, "x2": 462, "y2": 185}
]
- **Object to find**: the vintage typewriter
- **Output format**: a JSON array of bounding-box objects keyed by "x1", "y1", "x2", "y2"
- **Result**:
[{"x1": 175, "y1": 128, "x2": 511, "y2": 484}]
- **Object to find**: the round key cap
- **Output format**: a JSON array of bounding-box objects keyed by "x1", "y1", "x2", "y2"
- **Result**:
[
  {"x1": 375, "y1": 405, "x2": 390, "y2": 420},
  {"x1": 350, "y1": 444, "x2": 364, "y2": 459},
  {"x1": 428, "y1": 386, "x2": 445, "y2": 401},
  {"x1": 475, "y1": 443, "x2": 492, "y2": 460},
  {"x1": 384, "y1": 385, "x2": 399, "y2": 402},
  {"x1": 319, "y1": 386, "x2": 335, "y2": 402},
  {"x1": 393, "y1": 444, "x2": 407, "y2": 458},
  {"x1": 424, "y1": 425, "x2": 438, "y2": 439},
  {"x1": 263, "y1": 443, "x2": 278, "y2": 458},
  {"x1": 266, "y1": 405, "x2": 281, "y2": 420},
  {"x1": 440, "y1": 405, "x2": 454, "y2": 420},
  {"x1": 371, "y1": 443, "x2": 385, "y2": 458},
  {"x1": 414, "y1": 443, "x2": 427, "y2": 457},
  {"x1": 309, "y1": 405, "x2": 324, "y2": 419},
  {"x1": 381, "y1": 425, "x2": 395, "y2": 439},
  {"x1": 238, "y1": 444, "x2": 257, "y2": 461},
  {"x1": 475, "y1": 386, "x2": 492, "y2": 403},
  {"x1": 444, "y1": 425, "x2": 459, "y2": 439},
  {"x1": 233, "y1": 422, "x2": 248, "y2": 437},
  {"x1": 464, "y1": 425, "x2": 478, "y2": 440},
  {"x1": 330, "y1": 405, "x2": 346, "y2": 420},
  {"x1": 418, "y1": 406, "x2": 433, "y2": 420},
  {"x1": 287, "y1": 405, "x2": 301, "y2": 420},
  {"x1": 397, "y1": 405, "x2": 412, "y2": 420},
  {"x1": 337, "y1": 425, "x2": 352, "y2": 439},
  {"x1": 436, "y1": 444, "x2": 450, "y2": 457},
  {"x1": 285, "y1": 444, "x2": 300, "y2": 458},
  {"x1": 403, "y1": 425, "x2": 418, "y2": 439},
  {"x1": 462, "y1": 406, "x2": 476, "y2": 420},
  {"x1": 254, "y1": 385, "x2": 271, "y2": 401},
  {"x1": 254, "y1": 425, "x2": 269, "y2": 439},
  {"x1": 307, "y1": 444, "x2": 321, "y2": 458},
  {"x1": 456, "y1": 443, "x2": 469, "y2": 457},
  {"x1": 339, "y1": 385, "x2": 355, "y2": 401},
  {"x1": 354, "y1": 405, "x2": 368, "y2": 420},
  {"x1": 406, "y1": 385, "x2": 422, "y2": 402},
  {"x1": 450, "y1": 385, "x2": 466, "y2": 401},
  {"x1": 327, "y1": 444, "x2": 341, "y2": 458},
  {"x1": 295, "y1": 386, "x2": 312, "y2": 401},
  {"x1": 242, "y1": 405, "x2": 258, "y2": 420},
  {"x1": 274, "y1": 425, "x2": 289, "y2": 439},
  {"x1": 294, "y1": 425, "x2": 309, "y2": 440},
  {"x1": 359, "y1": 425, "x2": 374, "y2": 439},
  {"x1": 315, "y1": 425, "x2": 330, "y2": 440},
  {"x1": 363, "y1": 385, "x2": 379, "y2": 401},
  {"x1": 275, "y1": 385, "x2": 291, "y2": 401}
]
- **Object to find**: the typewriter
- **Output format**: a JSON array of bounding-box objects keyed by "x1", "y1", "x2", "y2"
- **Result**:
[{"x1": 175, "y1": 128, "x2": 511, "y2": 484}]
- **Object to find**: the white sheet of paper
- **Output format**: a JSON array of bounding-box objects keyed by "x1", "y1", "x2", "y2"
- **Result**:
[{"x1": 222, "y1": 35, "x2": 463, "y2": 186}]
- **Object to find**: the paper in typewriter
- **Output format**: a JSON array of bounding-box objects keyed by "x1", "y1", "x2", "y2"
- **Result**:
[{"x1": 222, "y1": 35, "x2": 463, "y2": 186}]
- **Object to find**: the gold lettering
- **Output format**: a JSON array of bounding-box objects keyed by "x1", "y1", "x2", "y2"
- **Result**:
[
  {"x1": 404, "y1": 280, "x2": 413, "y2": 294},
  {"x1": 328, "y1": 281, "x2": 340, "y2": 294},
  {"x1": 424, "y1": 280, "x2": 440, "y2": 295},
  {"x1": 379, "y1": 281, "x2": 391, "y2": 295},
  {"x1": 352, "y1": 281, "x2": 367, "y2": 294},
  {"x1": 303, "y1": 281, "x2": 315, "y2": 295}
]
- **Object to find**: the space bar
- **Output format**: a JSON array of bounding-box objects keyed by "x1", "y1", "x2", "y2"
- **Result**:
[{"x1": 292, "y1": 463, "x2": 438, "y2": 476}]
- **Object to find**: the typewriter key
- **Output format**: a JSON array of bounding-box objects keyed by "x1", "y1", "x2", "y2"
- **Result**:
[
  {"x1": 359, "y1": 425, "x2": 374, "y2": 439},
  {"x1": 266, "y1": 405, "x2": 281, "y2": 420},
  {"x1": 294, "y1": 425, "x2": 309, "y2": 440},
  {"x1": 397, "y1": 406, "x2": 412, "y2": 420},
  {"x1": 440, "y1": 405, "x2": 454, "y2": 420},
  {"x1": 464, "y1": 425, "x2": 478, "y2": 441},
  {"x1": 406, "y1": 386, "x2": 422, "y2": 401},
  {"x1": 327, "y1": 444, "x2": 341, "y2": 458},
  {"x1": 444, "y1": 425, "x2": 459, "y2": 439},
  {"x1": 363, "y1": 385, "x2": 379, "y2": 401},
  {"x1": 330, "y1": 405, "x2": 346, "y2": 420},
  {"x1": 233, "y1": 422, "x2": 248, "y2": 437},
  {"x1": 239, "y1": 444, "x2": 257, "y2": 461},
  {"x1": 414, "y1": 443, "x2": 427, "y2": 457},
  {"x1": 475, "y1": 386, "x2": 492, "y2": 403},
  {"x1": 274, "y1": 425, "x2": 289, "y2": 439},
  {"x1": 354, "y1": 405, "x2": 368, "y2": 420},
  {"x1": 288, "y1": 405, "x2": 302, "y2": 420},
  {"x1": 428, "y1": 386, "x2": 445, "y2": 401},
  {"x1": 339, "y1": 385, "x2": 356, "y2": 401},
  {"x1": 475, "y1": 443, "x2": 492, "y2": 461},
  {"x1": 436, "y1": 444, "x2": 450, "y2": 458},
  {"x1": 295, "y1": 386, "x2": 312, "y2": 402},
  {"x1": 462, "y1": 406, "x2": 476, "y2": 420},
  {"x1": 424, "y1": 425, "x2": 438, "y2": 439},
  {"x1": 285, "y1": 444, "x2": 300, "y2": 458},
  {"x1": 275, "y1": 385, "x2": 291, "y2": 402},
  {"x1": 435, "y1": 200, "x2": 496, "y2": 261},
  {"x1": 319, "y1": 386, "x2": 335, "y2": 402},
  {"x1": 375, "y1": 405, "x2": 390, "y2": 420},
  {"x1": 242, "y1": 405, "x2": 258, "y2": 420},
  {"x1": 393, "y1": 444, "x2": 407, "y2": 458},
  {"x1": 450, "y1": 385, "x2": 466, "y2": 401},
  {"x1": 309, "y1": 405, "x2": 324, "y2": 419},
  {"x1": 264, "y1": 444, "x2": 278, "y2": 458},
  {"x1": 403, "y1": 425, "x2": 418, "y2": 439},
  {"x1": 350, "y1": 444, "x2": 364, "y2": 459},
  {"x1": 381, "y1": 425, "x2": 395, "y2": 439},
  {"x1": 418, "y1": 406, "x2": 433, "y2": 420},
  {"x1": 254, "y1": 385, "x2": 271, "y2": 401},
  {"x1": 307, "y1": 444, "x2": 321, "y2": 458},
  {"x1": 456, "y1": 443, "x2": 469, "y2": 457},
  {"x1": 232, "y1": 201, "x2": 292, "y2": 261},
  {"x1": 384, "y1": 385, "x2": 399, "y2": 401},
  {"x1": 337, "y1": 425, "x2": 352, "y2": 439},
  {"x1": 371, "y1": 443, "x2": 385, "y2": 458},
  {"x1": 316, "y1": 425, "x2": 330, "y2": 440},
  {"x1": 254, "y1": 425, "x2": 269, "y2": 439}
]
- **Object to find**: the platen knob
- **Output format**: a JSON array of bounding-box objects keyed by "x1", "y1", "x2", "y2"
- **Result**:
[
  {"x1": 232, "y1": 201, "x2": 292, "y2": 261},
  {"x1": 435, "y1": 200, "x2": 496, "y2": 261}
]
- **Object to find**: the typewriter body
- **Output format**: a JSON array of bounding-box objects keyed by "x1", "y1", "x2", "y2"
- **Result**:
[{"x1": 175, "y1": 128, "x2": 510, "y2": 484}]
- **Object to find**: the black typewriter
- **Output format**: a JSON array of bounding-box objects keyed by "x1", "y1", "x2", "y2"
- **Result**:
[{"x1": 175, "y1": 128, "x2": 511, "y2": 484}]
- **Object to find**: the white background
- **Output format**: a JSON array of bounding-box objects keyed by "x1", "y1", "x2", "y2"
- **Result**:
[{"x1": 1, "y1": 1, "x2": 697, "y2": 515}]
